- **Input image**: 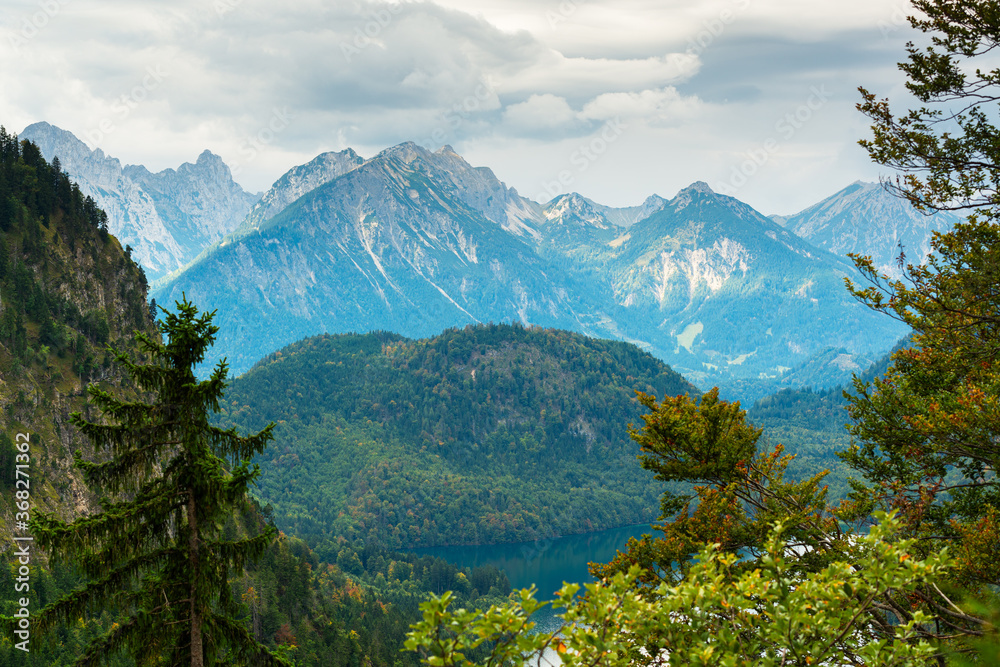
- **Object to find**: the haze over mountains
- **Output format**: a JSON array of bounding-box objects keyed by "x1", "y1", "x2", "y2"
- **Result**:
[
  {"x1": 22, "y1": 122, "x2": 952, "y2": 397},
  {"x1": 772, "y1": 180, "x2": 959, "y2": 279}
]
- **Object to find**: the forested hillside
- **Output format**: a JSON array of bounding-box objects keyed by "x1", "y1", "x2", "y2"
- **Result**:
[
  {"x1": 0, "y1": 129, "x2": 511, "y2": 666},
  {"x1": 1, "y1": 491, "x2": 513, "y2": 666},
  {"x1": 0, "y1": 126, "x2": 155, "y2": 533},
  {"x1": 216, "y1": 325, "x2": 696, "y2": 553}
]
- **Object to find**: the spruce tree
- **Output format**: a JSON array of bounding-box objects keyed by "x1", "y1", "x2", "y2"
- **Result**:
[{"x1": 31, "y1": 298, "x2": 290, "y2": 666}]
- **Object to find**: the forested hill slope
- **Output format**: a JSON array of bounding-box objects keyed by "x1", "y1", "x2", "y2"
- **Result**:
[
  {"x1": 0, "y1": 127, "x2": 157, "y2": 537},
  {"x1": 216, "y1": 325, "x2": 697, "y2": 552},
  {"x1": 0, "y1": 127, "x2": 501, "y2": 667}
]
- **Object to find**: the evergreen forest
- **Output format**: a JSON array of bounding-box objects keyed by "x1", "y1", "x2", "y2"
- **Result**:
[{"x1": 214, "y1": 326, "x2": 694, "y2": 553}]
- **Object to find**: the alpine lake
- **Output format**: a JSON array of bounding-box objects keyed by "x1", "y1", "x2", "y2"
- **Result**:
[{"x1": 414, "y1": 522, "x2": 657, "y2": 634}]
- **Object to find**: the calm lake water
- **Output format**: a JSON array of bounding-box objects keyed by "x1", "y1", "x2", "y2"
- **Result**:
[{"x1": 414, "y1": 522, "x2": 657, "y2": 633}]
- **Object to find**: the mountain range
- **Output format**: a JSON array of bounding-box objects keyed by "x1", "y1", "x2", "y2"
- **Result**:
[
  {"x1": 153, "y1": 142, "x2": 912, "y2": 394},
  {"x1": 19, "y1": 121, "x2": 260, "y2": 279},
  {"x1": 21, "y1": 123, "x2": 953, "y2": 397}
]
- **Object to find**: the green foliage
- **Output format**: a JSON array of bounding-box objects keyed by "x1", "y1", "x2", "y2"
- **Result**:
[
  {"x1": 1, "y1": 512, "x2": 482, "y2": 667},
  {"x1": 838, "y1": 217, "x2": 1000, "y2": 638},
  {"x1": 216, "y1": 325, "x2": 695, "y2": 548},
  {"x1": 25, "y1": 299, "x2": 287, "y2": 666},
  {"x1": 858, "y1": 0, "x2": 1000, "y2": 217},
  {"x1": 590, "y1": 389, "x2": 838, "y2": 592},
  {"x1": 0, "y1": 126, "x2": 150, "y2": 382},
  {"x1": 846, "y1": 0, "x2": 1000, "y2": 634},
  {"x1": 406, "y1": 513, "x2": 949, "y2": 666},
  {"x1": 0, "y1": 561, "x2": 134, "y2": 667},
  {"x1": 745, "y1": 337, "x2": 911, "y2": 500},
  {"x1": 633, "y1": 388, "x2": 759, "y2": 489},
  {"x1": 0, "y1": 432, "x2": 15, "y2": 490}
]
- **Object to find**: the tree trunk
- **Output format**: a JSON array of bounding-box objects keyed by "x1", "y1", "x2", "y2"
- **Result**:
[{"x1": 188, "y1": 489, "x2": 204, "y2": 667}]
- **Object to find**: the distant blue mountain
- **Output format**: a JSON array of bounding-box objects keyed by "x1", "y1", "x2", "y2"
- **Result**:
[
  {"x1": 772, "y1": 180, "x2": 959, "y2": 279},
  {"x1": 152, "y1": 142, "x2": 909, "y2": 391},
  {"x1": 20, "y1": 121, "x2": 259, "y2": 279}
]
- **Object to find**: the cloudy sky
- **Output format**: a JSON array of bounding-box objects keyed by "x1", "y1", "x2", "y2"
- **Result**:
[{"x1": 1, "y1": 0, "x2": 921, "y2": 214}]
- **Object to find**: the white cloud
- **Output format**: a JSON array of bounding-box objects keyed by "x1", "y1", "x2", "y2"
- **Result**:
[
  {"x1": 503, "y1": 94, "x2": 577, "y2": 131},
  {"x1": 500, "y1": 51, "x2": 700, "y2": 99},
  {"x1": 579, "y1": 87, "x2": 704, "y2": 125},
  {"x1": 0, "y1": 0, "x2": 917, "y2": 211}
]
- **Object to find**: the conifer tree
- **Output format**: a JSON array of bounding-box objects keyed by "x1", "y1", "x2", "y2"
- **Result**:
[{"x1": 30, "y1": 297, "x2": 290, "y2": 667}]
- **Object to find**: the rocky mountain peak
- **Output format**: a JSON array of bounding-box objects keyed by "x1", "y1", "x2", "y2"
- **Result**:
[
  {"x1": 22, "y1": 121, "x2": 124, "y2": 180},
  {"x1": 235, "y1": 148, "x2": 366, "y2": 234},
  {"x1": 542, "y1": 193, "x2": 611, "y2": 228},
  {"x1": 675, "y1": 181, "x2": 716, "y2": 197},
  {"x1": 188, "y1": 149, "x2": 231, "y2": 176},
  {"x1": 377, "y1": 141, "x2": 429, "y2": 166},
  {"x1": 667, "y1": 180, "x2": 722, "y2": 215},
  {"x1": 19, "y1": 122, "x2": 258, "y2": 279},
  {"x1": 361, "y1": 141, "x2": 542, "y2": 238},
  {"x1": 634, "y1": 194, "x2": 667, "y2": 221},
  {"x1": 197, "y1": 148, "x2": 220, "y2": 164},
  {"x1": 778, "y1": 180, "x2": 958, "y2": 278}
]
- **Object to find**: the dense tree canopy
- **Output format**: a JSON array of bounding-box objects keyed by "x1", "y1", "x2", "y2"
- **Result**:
[
  {"x1": 859, "y1": 0, "x2": 1000, "y2": 216},
  {"x1": 216, "y1": 325, "x2": 695, "y2": 551}
]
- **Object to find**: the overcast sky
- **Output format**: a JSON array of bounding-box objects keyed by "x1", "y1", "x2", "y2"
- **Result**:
[{"x1": 1, "y1": 0, "x2": 922, "y2": 214}]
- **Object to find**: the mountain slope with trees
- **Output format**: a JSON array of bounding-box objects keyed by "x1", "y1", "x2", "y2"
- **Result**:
[
  {"x1": 747, "y1": 337, "x2": 909, "y2": 499},
  {"x1": 0, "y1": 126, "x2": 157, "y2": 537},
  {"x1": 0, "y1": 127, "x2": 505, "y2": 667},
  {"x1": 215, "y1": 324, "x2": 697, "y2": 551}
]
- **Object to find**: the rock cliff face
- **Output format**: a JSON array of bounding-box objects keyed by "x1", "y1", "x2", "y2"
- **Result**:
[
  {"x1": 0, "y1": 130, "x2": 158, "y2": 538},
  {"x1": 123, "y1": 150, "x2": 259, "y2": 264},
  {"x1": 237, "y1": 148, "x2": 365, "y2": 234},
  {"x1": 19, "y1": 122, "x2": 259, "y2": 279}
]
